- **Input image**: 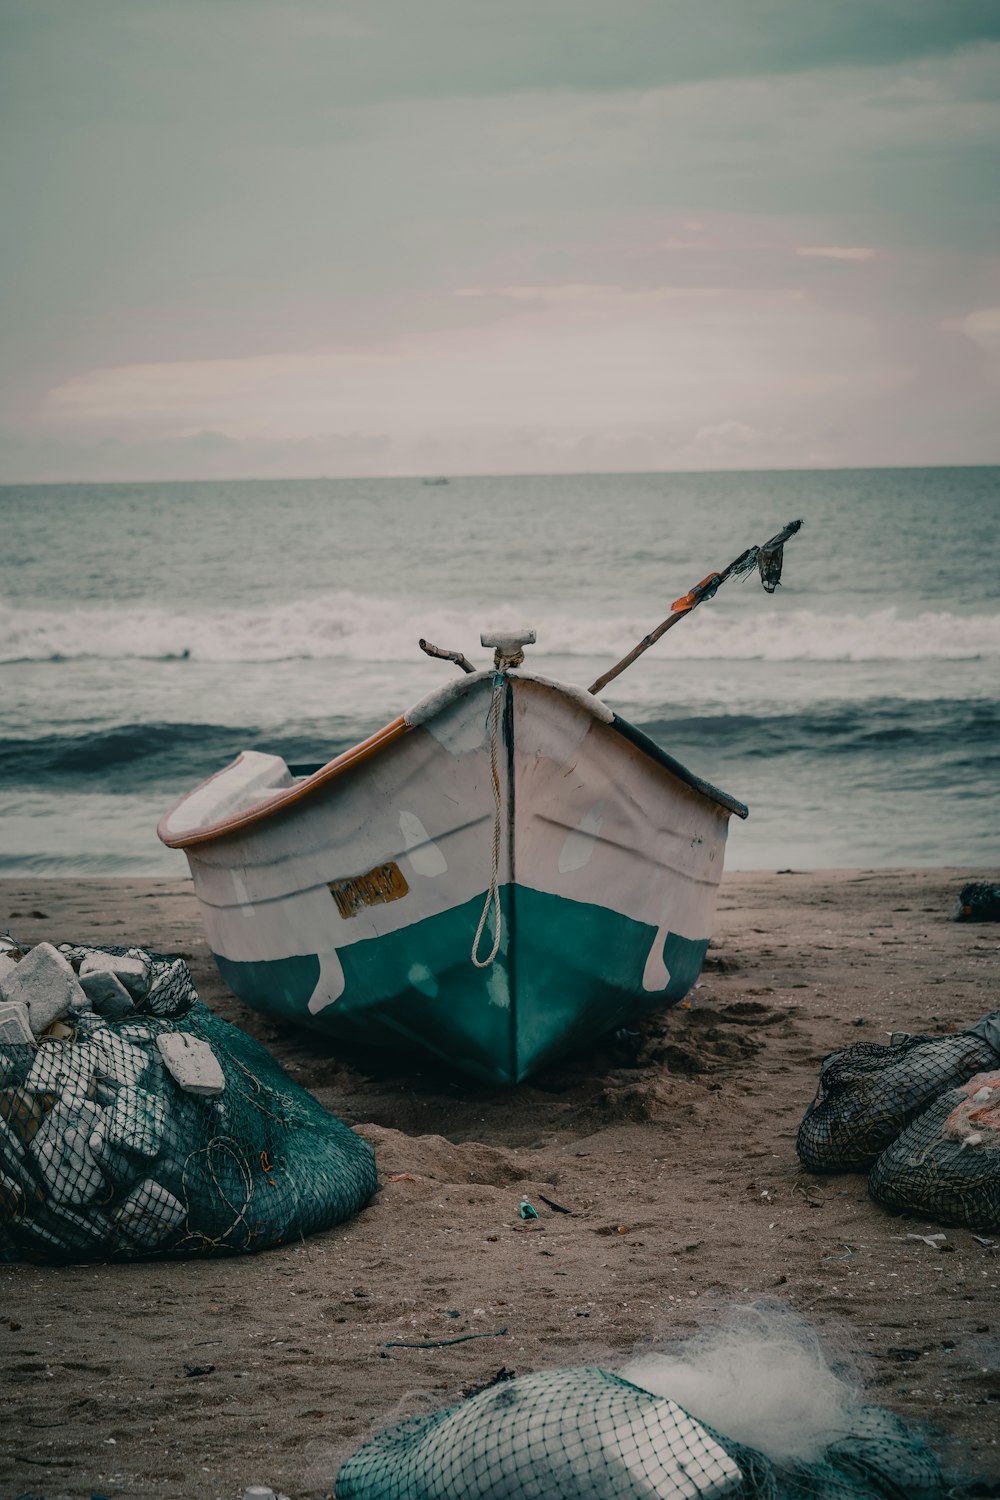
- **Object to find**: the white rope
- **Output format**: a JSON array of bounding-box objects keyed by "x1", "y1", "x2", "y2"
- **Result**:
[
  {"x1": 471, "y1": 649, "x2": 523, "y2": 969},
  {"x1": 471, "y1": 672, "x2": 505, "y2": 968}
]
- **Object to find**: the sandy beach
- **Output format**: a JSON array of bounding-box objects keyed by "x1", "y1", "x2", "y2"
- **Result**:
[{"x1": 1, "y1": 867, "x2": 998, "y2": 1499}]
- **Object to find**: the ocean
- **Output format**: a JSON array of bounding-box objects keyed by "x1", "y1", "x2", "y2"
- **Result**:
[{"x1": 1, "y1": 467, "x2": 997, "y2": 876}]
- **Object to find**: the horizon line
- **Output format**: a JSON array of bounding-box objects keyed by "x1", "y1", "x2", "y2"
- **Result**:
[{"x1": 2, "y1": 459, "x2": 998, "y2": 489}]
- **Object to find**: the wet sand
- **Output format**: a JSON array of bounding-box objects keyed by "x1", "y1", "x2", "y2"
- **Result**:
[{"x1": 1, "y1": 868, "x2": 998, "y2": 1499}]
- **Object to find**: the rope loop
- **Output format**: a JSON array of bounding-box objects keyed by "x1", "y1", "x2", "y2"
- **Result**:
[{"x1": 471, "y1": 650, "x2": 518, "y2": 969}]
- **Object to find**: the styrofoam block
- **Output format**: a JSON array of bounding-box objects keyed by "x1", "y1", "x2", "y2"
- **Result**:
[
  {"x1": 91, "y1": 1033, "x2": 149, "y2": 1088},
  {"x1": 0, "y1": 943, "x2": 86, "y2": 1037},
  {"x1": 599, "y1": 1397, "x2": 742, "y2": 1498},
  {"x1": 114, "y1": 1177, "x2": 186, "y2": 1248},
  {"x1": 90, "y1": 1085, "x2": 165, "y2": 1160},
  {"x1": 30, "y1": 1099, "x2": 107, "y2": 1207},
  {"x1": 143, "y1": 959, "x2": 197, "y2": 1019},
  {"x1": 94, "y1": 1076, "x2": 119, "y2": 1107},
  {"x1": 79, "y1": 950, "x2": 151, "y2": 999},
  {"x1": 80, "y1": 970, "x2": 135, "y2": 1020},
  {"x1": 119, "y1": 1022, "x2": 157, "y2": 1043},
  {"x1": 346, "y1": 1371, "x2": 744, "y2": 1500},
  {"x1": 156, "y1": 1032, "x2": 225, "y2": 1096},
  {"x1": 87, "y1": 1135, "x2": 139, "y2": 1192},
  {"x1": 0, "y1": 1000, "x2": 35, "y2": 1047},
  {"x1": 25, "y1": 1041, "x2": 97, "y2": 1100}
]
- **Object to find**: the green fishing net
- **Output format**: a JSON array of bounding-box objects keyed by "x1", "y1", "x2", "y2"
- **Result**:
[
  {"x1": 796, "y1": 1012, "x2": 1000, "y2": 1173},
  {"x1": 334, "y1": 1365, "x2": 946, "y2": 1500},
  {"x1": 0, "y1": 943, "x2": 376, "y2": 1262}
]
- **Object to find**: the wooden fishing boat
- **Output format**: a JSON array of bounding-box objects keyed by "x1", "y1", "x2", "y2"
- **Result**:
[
  {"x1": 158, "y1": 633, "x2": 746, "y2": 1085},
  {"x1": 159, "y1": 522, "x2": 800, "y2": 1084}
]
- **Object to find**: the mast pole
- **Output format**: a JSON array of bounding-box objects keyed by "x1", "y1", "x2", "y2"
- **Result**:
[{"x1": 588, "y1": 519, "x2": 802, "y2": 697}]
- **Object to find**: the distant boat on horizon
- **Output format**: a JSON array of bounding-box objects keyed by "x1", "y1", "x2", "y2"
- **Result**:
[{"x1": 421, "y1": 476, "x2": 450, "y2": 486}]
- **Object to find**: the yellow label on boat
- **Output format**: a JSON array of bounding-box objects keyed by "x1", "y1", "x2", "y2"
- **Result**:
[{"x1": 329, "y1": 862, "x2": 409, "y2": 919}]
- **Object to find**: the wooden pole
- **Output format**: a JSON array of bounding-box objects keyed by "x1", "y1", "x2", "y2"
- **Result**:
[
  {"x1": 588, "y1": 520, "x2": 802, "y2": 697},
  {"x1": 588, "y1": 595, "x2": 701, "y2": 696},
  {"x1": 419, "y1": 638, "x2": 476, "y2": 674}
]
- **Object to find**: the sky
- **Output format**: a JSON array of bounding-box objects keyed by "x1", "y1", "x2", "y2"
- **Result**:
[{"x1": 1, "y1": 0, "x2": 998, "y2": 481}]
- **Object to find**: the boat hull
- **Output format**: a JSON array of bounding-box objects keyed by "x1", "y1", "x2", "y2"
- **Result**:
[
  {"x1": 211, "y1": 885, "x2": 710, "y2": 1084},
  {"x1": 160, "y1": 673, "x2": 743, "y2": 1084}
]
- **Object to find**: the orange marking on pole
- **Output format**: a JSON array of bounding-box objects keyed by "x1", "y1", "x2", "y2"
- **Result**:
[{"x1": 671, "y1": 573, "x2": 721, "y2": 613}]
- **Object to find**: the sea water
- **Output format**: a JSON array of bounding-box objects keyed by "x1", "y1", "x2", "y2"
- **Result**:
[{"x1": 0, "y1": 467, "x2": 997, "y2": 875}]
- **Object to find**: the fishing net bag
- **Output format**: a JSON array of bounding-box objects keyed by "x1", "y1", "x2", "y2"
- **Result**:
[
  {"x1": 868, "y1": 1070, "x2": 1000, "y2": 1232},
  {"x1": 0, "y1": 942, "x2": 376, "y2": 1262},
  {"x1": 796, "y1": 1011, "x2": 1000, "y2": 1173},
  {"x1": 334, "y1": 1365, "x2": 945, "y2": 1500},
  {"x1": 950, "y1": 881, "x2": 1000, "y2": 922}
]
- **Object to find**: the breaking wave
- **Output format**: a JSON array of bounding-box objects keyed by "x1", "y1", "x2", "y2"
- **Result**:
[
  {"x1": 0, "y1": 721, "x2": 362, "y2": 791},
  {"x1": 639, "y1": 699, "x2": 1000, "y2": 760},
  {"x1": 3, "y1": 697, "x2": 996, "y2": 791},
  {"x1": 1, "y1": 594, "x2": 998, "y2": 664}
]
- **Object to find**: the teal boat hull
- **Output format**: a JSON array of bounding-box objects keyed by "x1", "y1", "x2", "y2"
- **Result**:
[{"x1": 214, "y1": 885, "x2": 709, "y2": 1084}]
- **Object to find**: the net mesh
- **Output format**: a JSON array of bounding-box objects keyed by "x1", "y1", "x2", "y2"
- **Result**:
[
  {"x1": 950, "y1": 881, "x2": 1000, "y2": 923},
  {"x1": 796, "y1": 1013, "x2": 1000, "y2": 1173},
  {"x1": 868, "y1": 1070, "x2": 1000, "y2": 1232},
  {"x1": 0, "y1": 943, "x2": 376, "y2": 1262},
  {"x1": 334, "y1": 1366, "x2": 945, "y2": 1500}
]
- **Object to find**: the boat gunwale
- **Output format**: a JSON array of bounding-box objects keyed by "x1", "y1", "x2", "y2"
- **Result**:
[
  {"x1": 157, "y1": 717, "x2": 409, "y2": 849},
  {"x1": 157, "y1": 673, "x2": 747, "y2": 852},
  {"x1": 608, "y1": 714, "x2": 749, "y2": 820}
]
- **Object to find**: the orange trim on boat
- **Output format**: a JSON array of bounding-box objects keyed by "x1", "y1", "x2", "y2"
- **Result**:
[{"x1": 157, "y1": 716, "x2": 409, "y2": 849}]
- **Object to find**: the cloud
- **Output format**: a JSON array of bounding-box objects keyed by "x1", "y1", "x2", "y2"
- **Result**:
[
  {"x1": 691, "y1": 421, "x2": 781, "y2": 456},
  {"x1": 949, "y1": 307, "x2": 1000, "y2": 371},
  {"x1": 1, "y1": 7, "x2": 997, "y2": 478},
  {"x1": 30, "y1": 282, "x2": 910, "y2": 479},
  {"x1": 4, "y1": 0, "x2": 998, "y2": 122},
  {"x1": 957, "y1": 306, "x2": 1000, "y2": 343},
  {"x1": 796, "y1": 247, "x2": 877, "y2": 261},
  {"x1": 454, "y1": 284, "x2": 727, "y2": 304}
]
